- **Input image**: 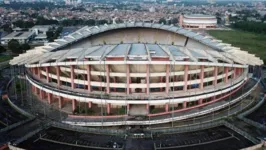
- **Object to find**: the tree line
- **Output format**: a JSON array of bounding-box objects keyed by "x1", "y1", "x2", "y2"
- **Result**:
[
  {"x1": 0, "y1": 2, "x2": 66, "y2": 10},
  {"x1": 0, "y1": 40, "x2": 30, "y2": 54},
  {"x1": 232, "y1": 21, "x2": 266, "y2": 34},
  {"x1": 2, "y1": 17, "x2": 110, "y2": 33},
  {"x1": 46, "y1": 26, "x2": 63, "y2": 42}
]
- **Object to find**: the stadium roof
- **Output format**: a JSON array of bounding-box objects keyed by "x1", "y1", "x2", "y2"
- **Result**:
[
  {"x1": 10, "y1": 22, "x2": 263, "y2": 66},
  {"x1": 184, "y1": 14, "x2": 216, "y2": 19}
]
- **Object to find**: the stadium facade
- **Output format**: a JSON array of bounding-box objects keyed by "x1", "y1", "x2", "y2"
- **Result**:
[
  {"x1": 10, "y1": 22, "x2": 263, "y2": 125},
  {"x1": 179, "y1": 14, "x2": 217, "y2": 29}
]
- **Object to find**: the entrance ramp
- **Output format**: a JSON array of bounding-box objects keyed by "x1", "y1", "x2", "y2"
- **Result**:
[{"x1": 129, "y1": 104, "x2": 148, "y2": 116}]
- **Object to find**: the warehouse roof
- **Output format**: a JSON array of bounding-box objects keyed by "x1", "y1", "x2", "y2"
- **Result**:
[{"x1": 2, "y1": 31, "x2": 34, "y2": 40}]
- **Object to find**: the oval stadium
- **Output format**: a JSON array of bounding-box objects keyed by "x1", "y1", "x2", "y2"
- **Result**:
[
  {"x1": 2, "y1": 22, "x2": 266, "y2": 150},
  {"x1": 9, "y1": 22, "x2": 263, "y2": 128}
]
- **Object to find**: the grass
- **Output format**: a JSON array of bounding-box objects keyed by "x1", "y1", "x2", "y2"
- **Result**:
[
  {"x1": 0, "y1": 55, "x2": 13, "y2": 63},
  {"x1": 207, "y1": 30, "x2": 266, "y2": 64}
]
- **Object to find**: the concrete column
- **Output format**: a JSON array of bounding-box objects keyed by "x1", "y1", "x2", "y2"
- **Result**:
[
  {"x1": 174, "y1": 76, "x2": 177, "y2": 82},
  {"x1": 200, "y1": 65, "x2": 204, "y2": 89},
  {"x1": 126, "y1": 64, "x2": 130, "y2": 95},
  {"x1": 166, "y1": 64, "x2": 170, "y2": 94},
  {"x1": 37, "y1": 67, "x2": 41, "y2": 79},
  {"x1": 35, "y1": 87, "x2": 38, "y2": 95},
  {"x1": 146, "y1": 104, "x2": 149, "y2": 113},
  {"x1": 183, "y1": 65, "x2": 188, "y2": 91},
  {"x1": 58, "y1": 97, "x2": 63, "y2": 109},
  {"x1": 47, "y1": 93, "x2": 52, "y2": 104},
  {"x1": 183, "y1": 101, "x2": 187, "y2": 108},
  {"x1": 225, "y1": 67, "x2": 229, "y2": 83},
  {"x1": 56, "y1": 66, "x2": 61, "y2": 86},
  {"x1": 146, "y1": 64, "x2": 150, "y2": 95},
  {"x1": 165, "y1": 103, "x2": 169, "y2": 112},
  {"x1": 86, "y1": 65, "x2": 91, "y2": 92},
  {"x1": 160, "y1": 77, "x2": 163, "y2": 92},
  {"x1": 198, "y1": 99, "x2": 203, "y2": 105},
  {"x1": 43, "y1": 91, "x2": 46, "y2": 99},
  {"x1": 114, "y1": 77, "x2": 116, "y2": 92},
  {"x1": 105, "y1": 64, "x2": 110, "y2": 94},
  {"x1": 236, "y1": 68, "x2": 239, "y2": 76},
  {"x1": 45, "y1": 67, "x2": 49, "y2": 83},
  {"x1": 70, "y1": 65, "x2": 75, "y2": 89},
  {"x1": 72, "y1": 99, "x2": 76, "y2": 112},
  {"x1": 88, "y1": 101, "x2": 92, "y2": 108},
  {"x1": 35, "y1": 67, "x2": 38, "y2": 75},
  {"x1": 127, "y1": 104, "x2": 130, "y2": 113},
  {"x1": 32, "y1": 85, "x2": 36, "y2": 93},
  {"x1": 39, "y1": 89, "x2": 43, "y2": 99},
  {"x1": 213, "y1": 66, "x2": 218, "y2": 86},
  {"x1": 107, "y1": 103, "x2": 110, "y2": 114}
]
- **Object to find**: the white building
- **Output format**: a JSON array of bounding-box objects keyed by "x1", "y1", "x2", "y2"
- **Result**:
[
  {"x1": 1, "y1": 31, "x2": 35, "y2": 45},
  {"x1": 30, "y1": 25, "x2": 53, "y2": 44},
  {"x1": 179, "y1": 14, "x2": 217, "y2": 29},
  {"x1": 30, "y1": 25, "x2": 52, "y2": 35},
  {"x1": 33, "y1": 33, "x2": 48, "y2": 44}
]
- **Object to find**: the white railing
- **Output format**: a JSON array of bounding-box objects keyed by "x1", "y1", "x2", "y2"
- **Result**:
[
  {"x1": 62, "y1": 79, "x2": 260, "y2": 126},
  {"x1": 26, "y1": 60, "x2": 248, "y2": 68},
  {"x1": 40, "y1": 70, "x2": 234, "y2": 88},
  {"x1": 26, "y1": 73, "x2": 245, "y2": 104},
  {"x1": 5, "y1": 77, "x2": 35, "y2": 118},
  {"x1": 6, "y1": 97, "x2": 35, "y2": 118},
  {"x1": 238, "y1": 96, "x2": 266, "y2": 130},
  {"x1": 224, "y1": 121, "x2": 261, "y2": 144},
  {"x1": 0, "y1": 118, "x2": 34, "y2": 133}
]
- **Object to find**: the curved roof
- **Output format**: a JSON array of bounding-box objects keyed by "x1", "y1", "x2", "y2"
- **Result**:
[
  {"x1": 10, "y1": 22, "x2": 263, "y2": 66},
  {"x1": 184, "y1": 14, "x2": 216, "y2": 19}
]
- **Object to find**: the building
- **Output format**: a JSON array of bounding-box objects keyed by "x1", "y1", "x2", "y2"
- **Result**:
[
  {"x1": 30, "y1": 25, "x2": 52, "y2": 44},
  {"x1": 179, "y1": 14, "x2": 217, "y2": 29},
  {"x1": 207, "y1": 0, "x2": 216, "y2": 4},
  {"x1": 64, "y1": 0, "x2": 81, "y2": 5},
  {"x1": 1, "y1": 31, "x2": 35, "y2": 45},
  {"x1": 33, "y1": 33, "x2": 48, "y2": 44},
  {"x1": 10, "y1": 22, "x2": 262, "y2": 126},
  {"x1": 30, "y1": 25, "x2": 52, "y2": 35},
  {"x1": 149, "y1": 7, "x2": 155, "y2": 13}
]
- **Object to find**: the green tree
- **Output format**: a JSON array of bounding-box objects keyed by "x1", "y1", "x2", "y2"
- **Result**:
[
  {"x1": 232, "y1": 21, "x2": 266, "y2": 34},
  {"x1": 0, "y1": 45, "x2": 6, "y2": 53},
  {"x1": 13, "y1": 20, "x2": 35, "y2": 28},
  {"x1": 262, "y1": 15, "x2": 266, "y2": 23},
  {"x1": 171, "y1": 18, "x2": 178, "y2": 24},
  {"x1": 46, "y1": 30, "x2": 54, "y2": 42},
  {"x1": 35, "y1": 17, "x2": 58, "y2": 25},
  {"x1": 54, "y1": 26, "x2": 63, "y2": 39},
  {"x1": 8, "y1": 39, "x2": 22, "y2": 54},
  {"x1": 20, "y1": 43, "x2": 30, "y2": 51},
  {"x1": 97, "y1": 19, "x2": 108, "y2": 25},
  {"x1": 85, "y1": 19, "x2": 96, "y2": 26},
  {"x1": 46, "y1": 27, "x2": 63, "y2": 42},
  {"x1": 159, "y1": 18, "x2": 166, "y2": 24},
  {"x1": 1, "y1": 24, "x2": 13, "y2": 33}
]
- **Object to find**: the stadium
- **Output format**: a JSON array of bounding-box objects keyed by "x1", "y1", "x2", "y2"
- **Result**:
[
  {"x1": 1, "y1": 22, "x2": 265, "y2": 150},
  {"x1": 9, "y1": 22, "x2": 263, "y2": 127},
  {"x1": 179, "y1": 14, "x2": 218, "y2": 29}
]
